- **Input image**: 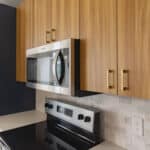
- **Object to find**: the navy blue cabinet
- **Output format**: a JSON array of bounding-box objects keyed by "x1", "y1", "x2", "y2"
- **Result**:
[{"x1": 0, "y1": 4, "x2": 35, "y2": 115}]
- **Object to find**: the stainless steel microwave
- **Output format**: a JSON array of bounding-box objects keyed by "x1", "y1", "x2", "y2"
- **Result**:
[{"x1": 26, "y1": 39, "x2": 80, "y2": 96}]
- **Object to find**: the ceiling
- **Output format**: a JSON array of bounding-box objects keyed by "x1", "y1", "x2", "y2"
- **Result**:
[{"x1": 0, "y1": 0, "x2": 21, "y2": 7}]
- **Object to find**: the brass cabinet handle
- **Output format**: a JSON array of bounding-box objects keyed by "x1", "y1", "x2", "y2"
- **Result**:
[
  {"x1": 121, "y1": 69, "x2": 129, "y2": 91},
  {"x1": 46, "y1": 31, "x2": 51, "y2": 43},
  {"x1": 107, "y1": 69, "x2": 115, "y2": 89},
  {"x1": 51, "y1": 29, "x2": 56, "y2": 41}
]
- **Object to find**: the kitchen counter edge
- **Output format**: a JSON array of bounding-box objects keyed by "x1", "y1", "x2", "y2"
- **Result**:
[
  {"x1": 0, "y1": 110, "x2": 46, "y2": 132},
  {"x1": 90, "y1": 141, "x2": 126, "y2": 150}
]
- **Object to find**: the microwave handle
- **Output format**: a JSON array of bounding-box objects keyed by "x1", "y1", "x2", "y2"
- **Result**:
[
  {"x1": 52, "y1": 50, "x2": 60, "y2": 83},
  {"x1": 52, "y1": 50, "x2": 65, "y2": 85}
]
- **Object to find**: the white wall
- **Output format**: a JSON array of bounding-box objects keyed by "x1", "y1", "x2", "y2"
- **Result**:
[{"x1": 0, "y1": 0, "x2": 21, "y2": 7}]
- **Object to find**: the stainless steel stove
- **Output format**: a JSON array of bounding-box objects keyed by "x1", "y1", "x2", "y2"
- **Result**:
[{"x1": 0, "y1": 99, "x2": 102, "y2": 150}]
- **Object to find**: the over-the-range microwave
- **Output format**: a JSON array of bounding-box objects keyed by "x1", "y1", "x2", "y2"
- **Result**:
[{"x1": 26, "y1": 39, "x2": 96, "y2": 96}]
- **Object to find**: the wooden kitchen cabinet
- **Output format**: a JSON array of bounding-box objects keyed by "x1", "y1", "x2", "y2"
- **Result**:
[
  {"x1": 33, "y1": 0, "x2": 52, "y2": 47},
  {"x1": 33, "y1": 0, "x2": 78, "y2": 46},
  {"x1": 33, "y1": 0, "x2": 78, "y2": 45},
  {"x1": 118, "y1": 0, "x2": 150, "y2": 99},
  {"x1": 51, "y1": 0, "x2": 79, "y2": 41},
  {"x1": 16, "y1": 0, "x2": 25, "y2": 82},
  {"x1": 25, "y1": 0, "x2": 34, "y2": 49},
  {"x1": 16, "y1": 0, "x2": 150, "y2": 100},
  {"x1": 80, "y1": 0, "x2": 117, "y2": 94},
  {"x1": 16, "y1": 0, "x2": 78, "y2": 82},
  {"x1": 16, "y1": 0, "x2": 34, "y2": 82}
]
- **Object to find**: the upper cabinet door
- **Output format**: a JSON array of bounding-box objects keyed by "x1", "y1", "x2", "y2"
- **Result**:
[
  {"x1": 16, "y1": 0, "x2": 25, "y2": 82},
  {"x1": 51, "y1": 0, "x2": 79, "y2": 41},
  {"x1": 16, "y1": 0, "x2": 34, "y2": 82},
  {"x1": 80, "y1": 0, "x2": 117, "y2": 94},
  {"x1": 118, "y1": 0, "x2": 150, "y2": 99},
  {"x1": 33, "y1": 0, "x2": 52, "y2": 47}
]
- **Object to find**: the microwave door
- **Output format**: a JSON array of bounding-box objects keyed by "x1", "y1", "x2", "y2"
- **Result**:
[{"x1": 52, "y1": 50, "x2": 65, "y2": 85}]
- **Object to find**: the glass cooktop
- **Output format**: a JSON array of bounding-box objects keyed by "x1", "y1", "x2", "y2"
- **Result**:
[{"x1": 0, "y1": 121, "x2": 92, "y2": 150}]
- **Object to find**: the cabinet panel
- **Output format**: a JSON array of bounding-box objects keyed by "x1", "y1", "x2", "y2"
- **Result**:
[
  {"x1": 33, "y1": 0, "x2": 52, "y2": 47},
  {"x1": 80, "y1": 0, "x2": 117, "y2": 94},
  {"x1": 52, "y1": 0, "x2": 79, "y2": 41},
  {"x1": 118, "y1": 0, "x2": 150, "y2": 99},
  {"x1": 16, "y1": 0, "x2": 26, "y2": 82},
  {"x1": 16, "y1": 0, "x2": 34, "y2": 82},
  {"x1": 25, "y1": 0, "x2": 34, "y2": 49}
]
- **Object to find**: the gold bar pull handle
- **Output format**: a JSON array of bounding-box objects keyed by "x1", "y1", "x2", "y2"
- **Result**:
[
  {"x1": 46, "y1": 31, "x2": 51, "y2": 43},
  {"x1": 51, "y1": 29, "x2": 56, "y2": 41},
  {"x1": 121, "y1": 69, "x2": 129, "y2": 91},
  {"x1": 107, "y1": 69, "x2": 115, "y2": 89}
]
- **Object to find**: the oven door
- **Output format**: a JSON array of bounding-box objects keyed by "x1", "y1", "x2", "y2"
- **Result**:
[{"x1": 52, "y1": 50, "x2": 66, "y2": 86}]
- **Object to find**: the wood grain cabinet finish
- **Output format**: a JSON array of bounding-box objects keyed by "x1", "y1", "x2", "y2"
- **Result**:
[
  {"x1": 118, "y1": 0, "x2": 150, "y2": 99},
  {"x1": 16, "y1": 0, "x2": 25, "y2": 82},
  {"x1": 33, "y1": 0, "x2": 52, "y2": 47},
  {"x1": 51, "y1": 0, "x2": 79, "y2": 41},
  {"x1": 16, "y1": 0, "x2": 33, "y2": 82},
  {"x1": 25, "y1": 0, "x2": 34, "y2": 49},
  {"x1": 16, "y1": 0, "x2": 150, "y2": 100},
  {"x1": 33, "y1": 0, "x2": 78, "y2": 46},
  {"x1": 80, "y1": 0, "x2": 117, "y2": 94}
]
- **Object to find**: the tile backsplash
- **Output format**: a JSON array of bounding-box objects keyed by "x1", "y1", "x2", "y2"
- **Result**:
[{"x1": 36, "y1": 90, "x2": 150, "y2": 150}]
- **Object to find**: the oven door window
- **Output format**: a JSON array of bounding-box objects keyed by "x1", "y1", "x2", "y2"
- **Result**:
[{"x1": 53, "y1": 50, "x2": 65, "y2": 85}]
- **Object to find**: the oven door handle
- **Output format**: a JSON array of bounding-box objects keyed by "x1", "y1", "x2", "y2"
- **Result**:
[{"x1": 52, "y1": 50, "x2": 65, "y2": 85}]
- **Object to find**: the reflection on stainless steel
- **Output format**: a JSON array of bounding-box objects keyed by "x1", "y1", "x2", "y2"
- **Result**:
[
  {"x1": 52, "y1": 50, "x2": 65, "y2": 85},
  {"x1": 26, "y1": 82, "x2": 71, "y2": 95},
  {"x1": 45, "y1": 99, "x2": 100, "y2": 133},
  {"x1": 52, "y1": 50, "x2": 61, "y2": 84},
  {"x1": 46, "y1": 132, "x2": 76, "y2": 150},
  {"x1": 57, "y1": 124, "x2": 96, "y2": 144},
  {"x1": 0, "y1": 137, "x2": 11, "y2": 150}
]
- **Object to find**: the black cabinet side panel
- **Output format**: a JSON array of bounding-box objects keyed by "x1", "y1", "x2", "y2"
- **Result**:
[{"x1": 0, "y1": 4, "x2": 35, "y2": 115}]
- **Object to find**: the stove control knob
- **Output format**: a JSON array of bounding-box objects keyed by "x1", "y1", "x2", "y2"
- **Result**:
[
  {"x1": 45, "y1": 103, "x2": 49, "y2": 108},
  {"x1": 45, "y1": 103, "x2": 53, "y2": 109},
  {"x1": 78, "y1": 114, "x2": 84, "y2": 120},
  {"x1": 84, "y1": 116, "x2": 91, "y2": 122},
  {"x1": 48, "y1": 104, "x2": 53, "y2": 109}
]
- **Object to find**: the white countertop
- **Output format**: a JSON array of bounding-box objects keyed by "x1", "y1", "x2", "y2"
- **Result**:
[
  {"x1": 0, "y1": 110, "x2": 46, "y2": 132},
  {"x1": 90, "y1": 141, "x2": 126, "y2": 150}
]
